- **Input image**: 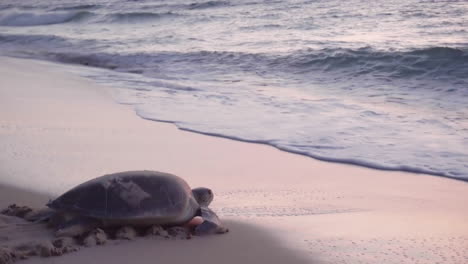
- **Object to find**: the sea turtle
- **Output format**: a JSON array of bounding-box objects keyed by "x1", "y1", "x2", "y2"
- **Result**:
[{"x1": 44, "y1": 170, "x2": 228, "y2": 237}]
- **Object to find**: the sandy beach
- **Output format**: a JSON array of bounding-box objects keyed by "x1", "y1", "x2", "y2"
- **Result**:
[{"x1": 1, "y1": 56, "x2": 468, "y2": 264}]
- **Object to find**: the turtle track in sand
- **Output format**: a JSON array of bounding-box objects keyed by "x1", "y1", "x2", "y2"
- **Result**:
[{"x1": 0, "y1": 204, "x2": 192, "y2": 264}]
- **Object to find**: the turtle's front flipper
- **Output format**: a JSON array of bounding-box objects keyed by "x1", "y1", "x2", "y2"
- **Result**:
[
  {"x1": 194, "y1": 207, "x2": 229, "y2": 235},
  {"x1": 24, "y1": 208, "x2": 55, "y2": 223},
  {"x1": 55, "y1": 217, "x2": 100, "y2": 237}
]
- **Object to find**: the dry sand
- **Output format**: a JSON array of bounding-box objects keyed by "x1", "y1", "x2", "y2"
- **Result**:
[{"x1": 1, "y1": 56, "x2": 468, "y2": 264}]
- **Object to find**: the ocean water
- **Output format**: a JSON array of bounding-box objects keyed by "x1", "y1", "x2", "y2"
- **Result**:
[{"x1": 0, "y1": 0, "x2": 467, "y2": 180}]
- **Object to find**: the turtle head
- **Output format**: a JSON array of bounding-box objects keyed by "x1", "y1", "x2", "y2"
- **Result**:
[{"x1": 192, "y1": 187, "x2": 213, "y2": 207}]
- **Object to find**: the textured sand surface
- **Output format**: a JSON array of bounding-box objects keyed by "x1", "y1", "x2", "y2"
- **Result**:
[{"x1": 1, "y1": 56, "x2": 468, "y2": 264}]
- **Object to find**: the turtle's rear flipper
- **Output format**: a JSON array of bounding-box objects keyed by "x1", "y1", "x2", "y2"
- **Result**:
[
  {"x1": 55, "y1": 217, "x2": 100, "y2": 237},
  {"x1": 194, "y1": 207, "x2": 229, "y2": 235}
]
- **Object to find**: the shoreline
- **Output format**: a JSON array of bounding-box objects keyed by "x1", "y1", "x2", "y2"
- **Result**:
[
  {"x1": 1, "y1": 56, "x2": 468, "y2": 264},
  {"x1": 10, "y1": 54, "x2": 466, "y2": 182},
  {"x1": 147, "y1": 118, "x2": 468, "y2": 183}
]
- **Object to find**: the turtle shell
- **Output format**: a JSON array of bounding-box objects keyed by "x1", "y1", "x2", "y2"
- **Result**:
[{"x1": 48, "y1": 171, "x2": 200, "y2": 225}]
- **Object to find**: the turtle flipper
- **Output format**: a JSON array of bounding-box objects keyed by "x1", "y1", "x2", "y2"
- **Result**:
[
  {"x1": 24, "y1": 208, "x2": 56, "y2": 223},
  {"x1": 55, "y1": 217, "x2": 100, "y2": 237},
  {"x1": 194, "y1": 207, "x2": 228, "y2": 235}
]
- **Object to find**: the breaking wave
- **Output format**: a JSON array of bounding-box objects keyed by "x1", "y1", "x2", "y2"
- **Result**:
[{"x1": 1, "y1": 32, "x2": 466, "y2": 87}]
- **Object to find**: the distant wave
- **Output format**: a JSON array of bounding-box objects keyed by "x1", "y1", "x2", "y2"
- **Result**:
[
  {"x1": 0, "y1": 4, "x2": 38, "y2": 11},
  {"x1": 0, "y1": 0, "x2": 240, "y2": 25},
  {"x1": 141, "y1": 1, "x2": 235, "y2": 11},
  {"x1": 187, "y1": 1, "x2": 231, "y2": 10},
  {"x1": 0, "y1": 4, "x2": 13, "y2": 11},
  {"x1": 50, "y1": 4, "x2": 101, "y2": 11},
  {"x1": 0, "y1": 10, "x2": 180, "y2": 27},
  {"x1": 0, "y1": 11, "x2": 91, "y2": 26},
  {"x1": 105, "y1": 11, "x2": 180, "y2": 23},
  {"x1": 1, "y1": 1, "x2": 232, "y2": 12}
]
